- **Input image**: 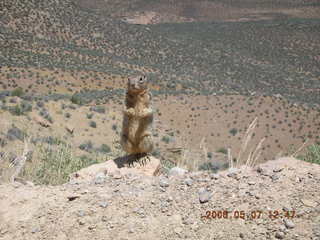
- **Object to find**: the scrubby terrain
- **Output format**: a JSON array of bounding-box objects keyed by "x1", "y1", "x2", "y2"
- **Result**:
[{"x1": 0, "y1": 0, "x2": 320, "y2": 239}]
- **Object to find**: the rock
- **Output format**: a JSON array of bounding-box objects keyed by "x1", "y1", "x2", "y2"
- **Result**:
[
  {"x1": 275, "y1": 231, "x2": 285, "y2": 239},
  {"x1": 184, "y1": 178, "x2": 193, "y2": 186},
  {"x1": 33, "y1": 115, "x2": 51, "y2": 128},
  {"x1": 210, "y1": 173, "x2": 219, "y2": 180},
  {"x1": 94, "y1": 172, "x2": 106, "y2": 184},
  {"x1": 199, "y1": 188, "x2": 211, "y2": 203},
  {"x1": 284, "y1": 219, "x2": 295, "y2": 229},
  {"x1": 301, "y1": 199, "x2": 317, "y2": 208},
  {"x1": 227, "y1": 168, "x2": 239, "y2": 178},
  {"x1": 99, "y1": 202, "x2": 108, "y2": 208},
  {"x1": 159, "y1": 178, "x2": 169, "y2": 188},
  {"x1": 169, "y1": 167, "x2": 187, "y2": 177},
  {"x1": 271, "y1": 174, "x2": 280, "y2": 181},
  {"x1": 69, "y1": 155, "x2": 161, "y2": 183},
  {"x1": 31, "y1": 227, "x2": 40, "y2": 233},
  {"x1": 65, "y1": 124, "x2": 74, "y2": 134}
]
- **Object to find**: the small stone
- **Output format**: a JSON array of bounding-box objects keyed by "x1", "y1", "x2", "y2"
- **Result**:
[
  {"x1": 184, "y1": 178, "x2": 193, "y2": 186},
  {"x1": 275, "y1": 231, "x2": 285, "y2": 239},
  {"x1": 167, "y1": 196, "x2": 173, "y2": 202},
  {"x1": 94, "y1": 172, "x2": 106, "y2": 184},
  {"x1": 284, "y1": 219, "x2": 295, "y2": 229},
  {"x1": 227, "y1": 168, "x2": 239, "y2": 178},
  {"x1": 271, "y1": 174, "x2": 280, "y2": 181},
  {"x1": 78, "y1": 220, "x2": 85, "y2": 225},
  {"x1": 248, "y1": 181, "x2": 256, "y2": 185},
  {"x1": 199, "y1": 188, "x2": 211, "y2": 203},
  {"x1": 210, "y1": 173, "x2": 219, "y2": 180},
  {"x1": 273, "y1": 166, "x2": 284, "y2": 173},
  {"x1": 169, "y1": 167, "x2": 187, "y2": 177},
  {"x1": 159, "y1": 178, "x2": 169, "y2": 187},
  {"x1": 99, "y1": 202, "x2": 108, "y2": 208},
  {"x1": 31, "y1": 227, "x2": 40, "y2": 233},
  {"x1": 77, "y1": 210, "x2": 85, "y2": 217},
  {"x1": 301, "y1": 199, "x2": 317, "y2": 207}
]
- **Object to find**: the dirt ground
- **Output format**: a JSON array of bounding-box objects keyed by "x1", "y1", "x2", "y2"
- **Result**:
[{"x1": 1, "y1": 157, "x2": 319, "y2": 240}]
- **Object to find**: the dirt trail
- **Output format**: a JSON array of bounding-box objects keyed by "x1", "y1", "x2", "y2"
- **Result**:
[{"x1": 0, "y1": 157, "x2": 320, "y2": 240}]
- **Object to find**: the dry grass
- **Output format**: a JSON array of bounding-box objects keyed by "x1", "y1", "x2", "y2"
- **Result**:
[{"x1": 235, "y1": 117, "x2": 265, "y2": 168}]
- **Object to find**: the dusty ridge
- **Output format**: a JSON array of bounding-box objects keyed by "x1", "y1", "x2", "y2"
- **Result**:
[{"x1": 0, "y1": 157, "x2": 319, "y2": 240}]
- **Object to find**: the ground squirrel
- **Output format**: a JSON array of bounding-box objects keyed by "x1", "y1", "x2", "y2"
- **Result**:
[{"x1": 120, "y1": 75, "x2": 154, "y2": 156}]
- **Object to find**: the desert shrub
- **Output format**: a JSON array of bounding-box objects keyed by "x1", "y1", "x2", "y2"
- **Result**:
[
  {"x1": 0, "y1": 137, "x2": 7, "y2": 147},
  {"x1": 36, "y1": 101, "x2": 44, "y2": 108},
  {"x1": 11, "y1": 87, "x2": 24, "y2": 97},
  {"x1": 86, "y1": 113, "x2": 94, "y2": 119},
  {"x1": 112, "y1": 124, "x2": 117, "y2": 131},
  {"x1": 9, "y1": 101, "x2": 32, "y2": 116},
  {"x1": 162, "y1": 136, "x2": 170, "y2": 144},
  {"x1": 198, "y1": 161, "x2": 229, "y2": 172},
  {"x1": 9, "y1": 105, "x2": 23, "y2": 116},
  {"x1": 97, "y1": 144, "x2": 111, "y2": 153},
  {"x1": 40, "y1": 109, "x2": 53, "y2": 123},
  {"x1": 207, "y1": 152, "x2": 213, "y2": 159},
  {"x1": 90, "y1": 105, "x2": 105, "y2": 114},
  {"x1": 298, "y1": 144, "x2": 320, "y2": 165},
  {"x1": 79, "y1": 140, "x2": 93, "y2": 152},
  {"x1": 70, "y1": 94, "x2": 83, "y2": 105},
  {"x1": 229, "y1": 128, "x2": 238, "y2": 136},
  {"x1": 65, "y1": 112, "x2": 71, "y2": 118},
  {"x1": 217, "y1": 147, "x2": 228, "y2": 154},
  {"x1": 25, "y1": 142, "x2": 100, "y2": 185},
  {"x1": 6, "y1": 126, "x2": 25, "y2": 141},
  {"x1": 20, "y1": 101, "x2": 32, "y2": 112},
  {"x1": 89, "y1": 121, "x2": 97, "y2": 128}
]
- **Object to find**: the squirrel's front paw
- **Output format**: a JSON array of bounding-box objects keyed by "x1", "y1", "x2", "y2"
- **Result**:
[{"x1": 125, "y1": 108, "x2": 135, "y2": 117}]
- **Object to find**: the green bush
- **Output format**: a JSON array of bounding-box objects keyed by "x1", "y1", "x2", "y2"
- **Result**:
[
  {"x1": 98, "y1": 144, "x2": 111, "y2": 153},
  {"x1": 217, "y1": 147, "x2": 228, "y2": 154},
  {"x1": 25, "y1": 142, "x2": 100, "y2": 185},
  {"x1": 11, "y1": 87, "x2": 24, "y2": 97},
  {"x1": 89, "y1": 121, "x2": 97, "y2": 128},
  {"x1": 298, "y1": 144, "x2": 320, "y2": 165},
  {"x1": 70, "y1": 94, "x2": 83, "y2": 105},
  {"x1": 161, "y1": 136, "x2": 170, "y2": 144},
  {"x1": 79, "y1": 140, "x2": 93, "y2": 152}
]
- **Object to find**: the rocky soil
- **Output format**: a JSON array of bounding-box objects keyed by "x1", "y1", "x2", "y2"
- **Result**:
[{"x1": 1, "y1": 157, "x2": 320, "y2": 240}]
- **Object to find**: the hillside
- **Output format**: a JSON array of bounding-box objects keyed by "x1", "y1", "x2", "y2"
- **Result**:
[{"x1": 1, "y1": 0, "x2": 320, "y2": 105}]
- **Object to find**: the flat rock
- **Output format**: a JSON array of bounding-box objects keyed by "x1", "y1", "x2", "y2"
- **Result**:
[
  {"x1": 169, "y1": 167, "x2": 187, "y2": 177},
  {"x1": 69, "y1": 155, "x2": 161, "y2": 182}
]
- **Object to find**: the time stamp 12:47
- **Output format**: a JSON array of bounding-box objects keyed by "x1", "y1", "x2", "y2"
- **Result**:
[{"x1": 201, "y1": 210, "x2": 296, "y2": 220}]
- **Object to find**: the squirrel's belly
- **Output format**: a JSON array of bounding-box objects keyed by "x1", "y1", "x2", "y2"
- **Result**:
[{"x1": 128, "y1": 119, "x2": 140, "y2": 140}]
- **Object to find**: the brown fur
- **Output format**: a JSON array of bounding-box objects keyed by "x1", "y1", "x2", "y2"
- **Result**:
[{"x1": 120, "y1": 75, "x2": 154, "y2": 155}]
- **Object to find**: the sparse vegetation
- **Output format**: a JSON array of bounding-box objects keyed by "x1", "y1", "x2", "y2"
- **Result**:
[{"x1": 298, "y1": 144, "x2": 320, "y2": 165}]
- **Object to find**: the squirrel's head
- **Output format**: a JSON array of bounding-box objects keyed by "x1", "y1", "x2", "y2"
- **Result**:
[{"x1": 127, "y1": 75, "x2": 148, "y2": 93}]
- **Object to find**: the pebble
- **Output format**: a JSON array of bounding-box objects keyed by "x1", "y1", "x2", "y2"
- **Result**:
[
  {"x1": 184, "y1": 178, "x2": 193, "y2": 186},
  {"x1": 94, "y1": 173, "x2": 106, "y2": 184},
  {"x1": 99, "y1": 202, "x2": 108, "y2": 208},
  {"x1": 227, "y1": 168, "x2": 239, "y2": 178},
  {"x1": 31, "y1": 227, "x2": 40, "y2": 233},
  {"x1": 159, "y1": 178, "x2": 169, "y2": 188},
  {"x1": 284, "y1": 219, "x2": 295, "y2": 229},
  {"x1": 275, "y1": 231, "x2": 285, "y2": 239},
  {"x1": 210, "y1": 173, "x2": 219, "y2": 180},
  {"x1": 199, "y1": 188, "x2": 211, "y2": 203},
  {"x1": 169, "y1": 167, "x2": 187, "y2": 177}
]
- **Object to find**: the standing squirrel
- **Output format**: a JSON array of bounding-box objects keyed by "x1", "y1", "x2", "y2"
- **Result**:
[{"x1": 120, "y1": 75, "x2": 154, "y2": 156}]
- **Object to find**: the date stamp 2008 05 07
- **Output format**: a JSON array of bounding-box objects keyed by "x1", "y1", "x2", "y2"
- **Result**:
[{"x1": 201, "y1": 210, "x2": 296, "y2": 221}]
